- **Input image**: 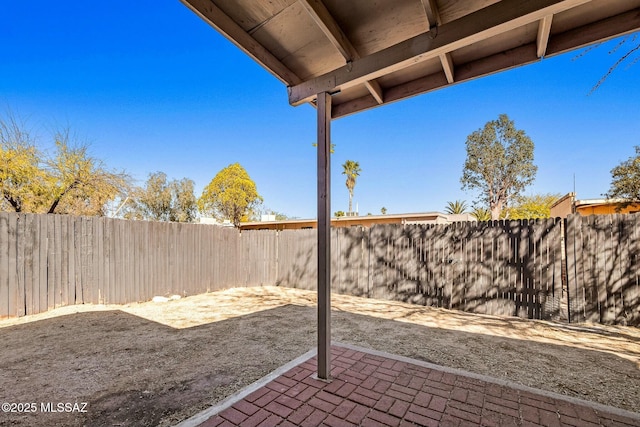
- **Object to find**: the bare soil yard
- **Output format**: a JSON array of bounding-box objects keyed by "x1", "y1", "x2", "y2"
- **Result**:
[{"x1": 1, "y1": 286, "x2": 638, "y2": 427}]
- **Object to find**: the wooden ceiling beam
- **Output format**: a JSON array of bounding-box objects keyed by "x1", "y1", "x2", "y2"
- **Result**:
[
  {"x1": 180, "y1": 0, "x2": 301, "y2": 86},
  {"x1": 299, "y1": 0, "x2": 384, "y2": 104},
  {"x1": 289, "y1": 0, "x2": 591, "y2": 106},
  {"x1": 439, "y1": 52, "x2": 455, "y2": 83},
  {"x1": 546, "y1": 7, "x2": 640, "y2": 57},
  {"x1": 298, "y1": 0, "x2": 357, "y2": 61},
  {"x1": 364, "y1": 80, "x2": 384, "y2": 104},
  {"x1": 537, "y1": 14, "x2": 554, "y2": 58},
  {"x1": 298, "y1": 0, "x2": 358, "y2": 62},
  {"x1": 423, "y1": 0, "x2": 453, "y2": 83},
  {"x1": 332, "y1": 43, "x2": 537, "y2": 119},
  {"x1": 421, "y1": 0, "x2": 442, "y2": 29},
  {"x1": 332, "y1": 7, "x2": 640, "y2": 119}
]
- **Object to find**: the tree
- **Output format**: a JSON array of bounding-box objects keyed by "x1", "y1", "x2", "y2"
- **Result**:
[
  {"x1": 606, "y1": 146, "x2": 640, "y2": 204},
  {"x1": 444, "y1": 200, "x2": 468, "y2": 215},
  {"x1": 125, "y1": 172, "x2": 197, "y2": 222},
  {"x1": 172, "y1": 177, "x2": 198, "y2": 222},
  {"x1": 0, "y1": 114, "x2": 129, "y2": 216},
  {"x1": 334, "y1": 210, "x2": 345, "y2": 217},
  {"x1": 198, "y1": 163, "x2": 263, "y2": 227},
  {"x1": 587, "y1": 33, "x2": 640, "y2": 93},
  {"x1": 506, "y1": 193, "x2": 562, "y2": 219},
  {"x1": 273, "y1": 211, "x2": 291, "y2": 221},
  {"x1": 257, "y1": 207, "x2": 294, "y2": 221},
  {"x1": 342, "y1": 160, "x2": 361, "y2": 216},
  {"x1": 461, "y1": 114, "x2": 537, "y2": 220},
  {"x1": 0, "y1": 114, "x2": 46, "y2": 212},
  {"x1": 380, "y1": 207, "x2": 387, "y2": 215},
  {"x1": 44, "y1": 132, "x2": 129, "y2": 216},
  {"x1": 471, "y1": 207, "x2": 491, "y2": 221}
]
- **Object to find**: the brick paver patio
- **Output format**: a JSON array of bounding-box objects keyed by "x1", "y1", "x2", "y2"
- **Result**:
[{"x1": 181, "y1": 344, "x2": 640, "y2": 427}]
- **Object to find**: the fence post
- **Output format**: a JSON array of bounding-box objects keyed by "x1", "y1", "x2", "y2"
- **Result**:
[{"x1": 562, "y1": 218, "x2": 571, "y2": 323}]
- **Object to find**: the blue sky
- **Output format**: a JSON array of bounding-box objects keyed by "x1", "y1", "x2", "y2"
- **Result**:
[{"x1": 1, "y1": 1, "x2": 639, "y2": 219}]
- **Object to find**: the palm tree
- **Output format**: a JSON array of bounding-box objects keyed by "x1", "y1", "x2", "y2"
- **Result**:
[
  {"x1": 342, "y1": 160, "x2": 361, "y2": 215},
  {"x1": 471, "y1": 207, "x2": 491, "y2": 221},
  {"x1": 445, "y1": 200, "x2": 468, "y2": 214}
]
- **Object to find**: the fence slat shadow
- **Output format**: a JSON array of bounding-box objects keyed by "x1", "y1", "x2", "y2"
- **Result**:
[
  {"x1": 1, "y1": 293, "x2": 638, "y2": 427},
  {"x1": 1, "y1": 212, "x2": 639, "y2": 326}
]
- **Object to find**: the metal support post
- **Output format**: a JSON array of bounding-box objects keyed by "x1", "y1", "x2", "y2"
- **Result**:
[{"x1": 317, "y1": 91, "x2": 332, "y2": 380}]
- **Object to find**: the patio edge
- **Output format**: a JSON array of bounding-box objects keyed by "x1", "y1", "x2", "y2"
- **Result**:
[
  {"x1": 335, "y1": 341, "x2": 640, "y2": 422},
  {"x1": 173, "y1": 347, "x2": 317, "y2": 427},
  {"x1": 173, "y1": 341, "x2": 640, "y2": 426}
]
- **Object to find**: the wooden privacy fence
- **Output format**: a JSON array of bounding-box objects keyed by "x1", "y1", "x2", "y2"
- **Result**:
[
  {"x1": 277, "y1": 216, "x2": 640, "y2": 325},
  {"x1": 566, "y1": 214, "x2": 640, "y2": 325},
  {"x1": 0, "y1": 213, "x2": 242, "y2": 318},
  {"x1": 1, "y1": 212, "x2": 639, "y2": 325},
  {"x1": 276, "y1": 219, "x2": 567, "y2": 322}
]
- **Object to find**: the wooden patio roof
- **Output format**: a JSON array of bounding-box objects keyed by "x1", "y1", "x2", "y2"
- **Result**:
[
  {"x1": 180, "y1": 0, "x2": 640, "y2": 380},
  {"x1": 181, "y1": 0, "x2": 640, "y2": 119}
]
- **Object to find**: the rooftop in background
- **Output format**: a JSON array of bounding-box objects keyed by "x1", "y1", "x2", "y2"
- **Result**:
[
  {"x1": 239, "y1": 212, "x2": 476, "y2": 230},
  {"x1": 181, "y1": 0, "x2": 640, "y2": 119},
  {"x1": 550, "y1": 192, "x2": 640, "y2": 217}
]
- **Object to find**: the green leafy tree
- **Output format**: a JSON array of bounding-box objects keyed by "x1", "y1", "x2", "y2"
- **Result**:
[
  {"x1": 0, "y1": 114, "x2": 46, "y2": 212},
  {"x1": 198, "y1": 163, "x2": 263, "y2": 227},
  {"x1": 172, "y1": 178, "x2": 198, "y2": 222},
  {"x1": 273, "y1": 211, "x2": 290, "y2": 221},
  {"x1": 606, "y1": 145, "x2": 640, "y2": 204},
  {"x1": 506, "y1": 193, "x2": 562, "y2": 219},
  {"x1": 0, "y1": 115, "x2": 129, "y2": 216},
  {"x1": 461, "y1": 114, "x2": 537, "y2": 220},
  {"x1": 342, "y1": 160, "x2": 361, "y2": 215},
  {"x1": 334, "y1": 210, "x2": 345, "y2": 217},
  {"x1": 44, "y1": 132, "x2": 129, "y2": 216},
  {"x1": 380, "y1": 207, "x2": 387, "y2": 215},
  {"x1": 471, "y1": 207, "x2": 491, "y2": 221},
  {"x1": 444, "y1": 200, "x2": 468, "y2": 215},
  {"x1": 125, "y1": 172, "x2": 197, "y2": 222},
  {"x1": 257, "y1": 207, "x2": 293, "y2": 221}
]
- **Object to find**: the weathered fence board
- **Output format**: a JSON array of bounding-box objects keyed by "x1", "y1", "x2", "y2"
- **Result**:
[
  {"x1": 0, "y1": 214, "x2": 246, "y2": 315},
  {"x1": 276, "y1": 228, "x2": 316, "y2": 290},
  {"x1": 566, "y1": 213, "x2": 640, "y2": 325},
  {"x1": 7, "y1": 214, "x2": 19, "y2": 317},
  {"x1": 0, "y1": 214, "x2": 8, "y2": 318},
  {"x1": 0, "y1": 212, "x2": 638, "y2": 325},
  {"x1": 22, "y1": 214, "x2": 35, "y2": 316}
]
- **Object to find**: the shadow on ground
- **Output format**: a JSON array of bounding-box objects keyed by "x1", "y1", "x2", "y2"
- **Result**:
[{"x1": 0, "y1": 299, "x2": 638, "y2": 427}]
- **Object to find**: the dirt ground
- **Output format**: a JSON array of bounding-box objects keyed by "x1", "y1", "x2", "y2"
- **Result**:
[{"x1": 0, "y1": 286, "x2": 638, "y2": 427}]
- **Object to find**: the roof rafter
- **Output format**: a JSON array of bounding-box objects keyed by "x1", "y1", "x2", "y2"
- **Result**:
[
  {"x1": 298, "y1": 0, "x2": 357, "y2": 60},
  {"x1": 537, "y1": 14, "x2": 554, "y2": 58},
  {"x1": 288, "y1": 0, "x2": 591, "y2": 106},
  {"x1": 180, "y1": 0, "x2": 301, "y2": 86},
  {"x1": 363, "y1": 80, "x2": 384, "y2": 104},
  {"x1": 331, "y1": 6, "x2": 640, "y2": 119},
  {"x1": 421, "y1": 1, "x2": 455, "y2": 85},
  {"x1": 298, "y1": 0, "x2": 384, "y2": 104},
  {"x1": 439, "y1": 52, "x2": 455, "y2": 83},
  {"x1": 420, "y1": 0, "x2": 441, "y2": 29},
  {"x1": 547, "y1": 7, "x2": 640, "y2": 55}
]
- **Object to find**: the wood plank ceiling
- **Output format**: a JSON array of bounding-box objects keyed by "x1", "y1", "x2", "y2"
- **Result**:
[{"x1": 182, "y1": 0, "x2": 640, "y2": 119}]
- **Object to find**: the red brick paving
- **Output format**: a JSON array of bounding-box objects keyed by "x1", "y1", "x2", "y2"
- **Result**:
[{"x1": 195, "y1": 345, "x2": 640, "y2": 427}]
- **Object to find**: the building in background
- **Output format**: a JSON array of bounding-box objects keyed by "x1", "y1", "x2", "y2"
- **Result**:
[
  {"x1": 239, "y1": 212, "x2": 476, "y2": 231},
  {"x1": 550, "y1": 192, "x2": 640, "y2": 218}
]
